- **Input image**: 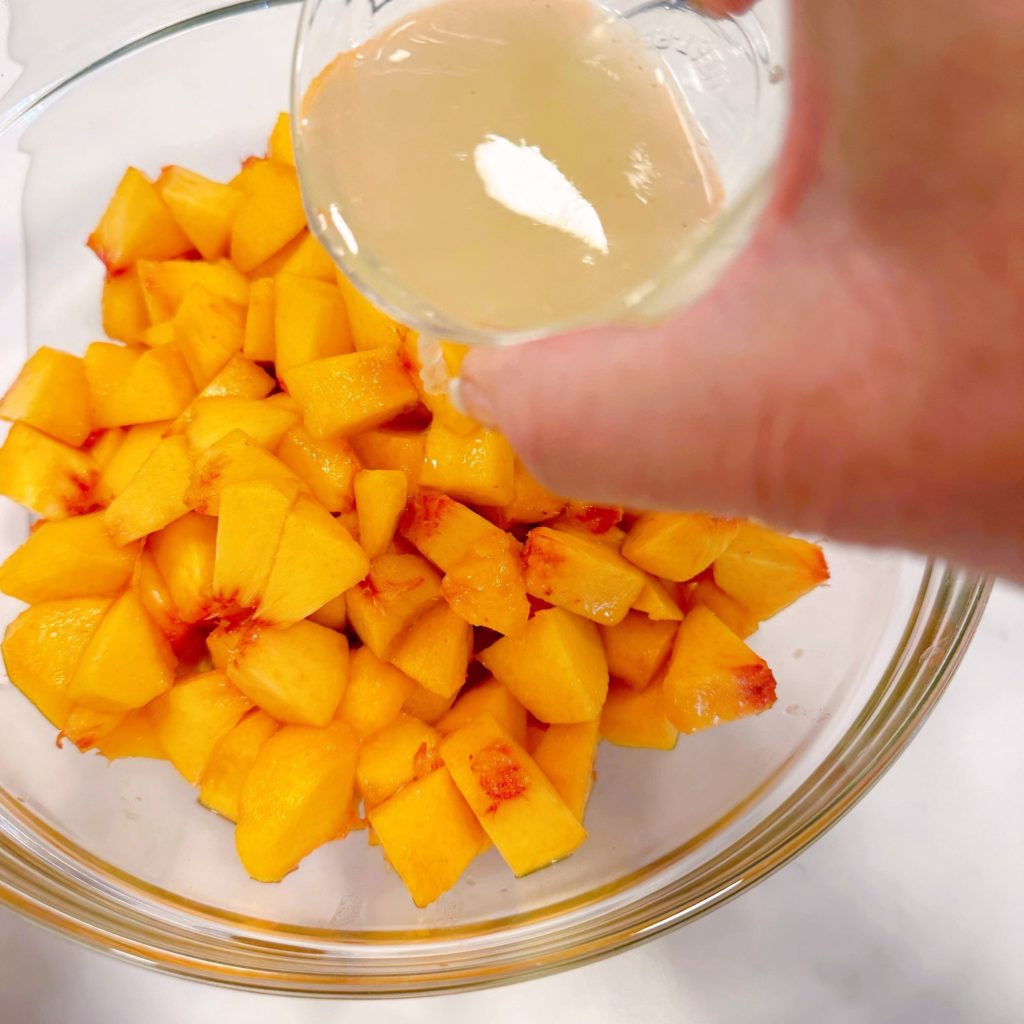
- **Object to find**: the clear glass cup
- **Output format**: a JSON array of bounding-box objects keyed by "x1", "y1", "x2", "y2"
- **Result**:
[
  {"x1": 0, "y1": 0, "x2": 990, "y2": 996},
  {"x1": 292, "y1": 0, "x2": 791, "y2": 344}
]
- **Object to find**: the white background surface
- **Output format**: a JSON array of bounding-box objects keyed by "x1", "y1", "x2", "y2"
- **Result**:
[{"x1": 2, "y1": 1, "x2": 1023, "y2": 1020}]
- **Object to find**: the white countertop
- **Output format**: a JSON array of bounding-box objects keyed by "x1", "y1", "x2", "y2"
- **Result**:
[{"x1": 2, "y1": 581, "x2": 1021, "y2": 1023}]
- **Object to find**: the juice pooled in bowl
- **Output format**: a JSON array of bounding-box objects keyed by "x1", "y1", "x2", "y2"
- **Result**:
[{"x1": 297, "y1": 0, "x2": 723, "y2": 339}]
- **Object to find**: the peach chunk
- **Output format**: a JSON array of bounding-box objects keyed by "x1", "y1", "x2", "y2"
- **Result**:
[
  {"x1": 0, "y1": 423, "x2": 99, "y2": 519},
  {"x1": 172, "y1": 285, "x2": 247, "y2": 388},
  {"x1": 531, "y1": 719, "x2": 600, "y2": 820},
  {"x1": 712, "y1": 521, "x2": 830, "y2": 620},
  {"x1": 600, "y1": 611, "x2": 678, "y2": 691},
  {"x1": 442, "y1": 714, "x2": 586, "y2": 877},
  {"x1": 274, "y1": 274, "x2": 353, "y2": 374},
  {"x1": 335, "y1": 271, "x2": 405, "y2": 351},
  {"x1": 631, "y1": 574, "x2": 685, "y2": 621},
  {"x1": 102, "y1": 270, "x2": 150, "y2": 344},
  {"x1": 441, "y1": 533, "x2": 530, "y2": 637},
  {"x1": 276, "y1": 424, "x2": 361, "y2": 514},
  {"x1": 95, "y1": 709, "x2": 166, "y2": 761},
  {"x1": 147, "y1": 512, "x2": 218, "y2": 623},
  {"x1": 403, "y1": 682, "x2": 458, "y2": 725},
  {"x1": 243, "y1": 277, "x2": 276, "y2": 362},
  {"x1": 351, "y1": 427, "x2": 425, "y2": 487},
  {"x1": 0, "y1": 347, "x2": 93, "y2": 446},
  {"x1": 229, "y1": 159, "x2": 307, "y2": 272},
  {"x1": 156, "y1": 165, "x2": 244, "y2": 261},
  {"x1": 183, "y1": 396, "x2": 298, "y2": 452},
  {"x1": 87, "y1": 167, "x2": 192, "y2": 272},
  {"x1": 346, "y1": 552, "x2": 442, "y2": 658},
  {"x1": 224, "y1": 618, "x2": 348, "y2": 726},
  {"x1": 683, "y1": 578, "x2": 759, "y2": 639},
  {"x1": 523, "y1": 527, "x2": 647, "y2": 627},
  {"x1": 420, "y1": 421, "x2": 516, "y2": 506},
  {"x1": 484, "y1": 459, "x2": 566, "y2": 528},
  {"x1": 600, "y1": 680, "x2": 678, "y2": 750},
  {"x1": 337, "y1": 645, "x2": 415, "y2": 738},
  {"x1": 267, "y1": 112, "x2": 295, "y2": 166},
  {"x1": 282, "y1": 348, "x2": 419, "y2": 439},
  {"x1": 622, "y1": 512, "x2": 740, "y2": 582},
  {"x1": 66, "y1": 590, "x2": 176, "y2": 713},
  {"x1": 256, "y1": 230, "x2": 335, "y2": 281},
  {"x1": 390, "y1": 601, "x2": 472, "y2": 699},
  {"x1": 353, "y1": 469, "x2": 407, "y2": 558},
  {"x1": 399, "y1": 492, "x2": 509, "y2": 573},
  {"x1": 256, "y1": 495, "x2": 369, "y2": 625},
  {"x1": 148, "y1": 670, "x2": 253, "y2": 783},
  {"x1": 369, "y1": 766, "x2": 488, "y2": 907},
  {"x1": 199, "y1": 709, "x2": 280, "y2": 821},
  {"x1": 0, "y1": 512, "x2": 139, "y2": 603},
  {"x1": 662, "y1": 606, "x2": 777, "y2": 734},
  {"x1": 478, "y1": 608, "x2": 608, "y2": 724},
  {"x1": 1, "y1": 598, "x2": 111, "y2": 727},
  {"x1": 437, "y1": 677, "x2": 528, "y2": 748},
  {"x1": 235, "y1": 719, "x2": 358, "y2": 882},
  {"x1": 96, "y1": 421, "x2": 168, "y2": 499},
  {"x1": 356, "y1": 713, "x2": 441, "y2": 808},
  {"x1": 197, "y1": 354, "x2": 274, "y2": 401},
  {"x1": 137, "y1": 258, "x2": 249, "y2": 322}
]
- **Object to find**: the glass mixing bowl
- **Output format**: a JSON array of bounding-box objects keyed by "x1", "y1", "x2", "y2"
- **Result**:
[{"x1": 0, "y1": 0, "x2": 989, "y2": 996}]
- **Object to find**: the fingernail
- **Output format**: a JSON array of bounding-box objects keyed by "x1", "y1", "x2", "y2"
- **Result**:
[{"x1": 450, "y1": 376, "x2": 497, "y2": 427}]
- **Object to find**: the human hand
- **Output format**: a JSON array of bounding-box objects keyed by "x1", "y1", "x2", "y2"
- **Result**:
[{"x1": 457, "y1": 0, "x2": 1024, "y2": 582}]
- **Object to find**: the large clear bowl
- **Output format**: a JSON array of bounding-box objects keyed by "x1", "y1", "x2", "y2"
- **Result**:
[{"x1": 0, "y1": 0, "x2": 989, "y2": 996}]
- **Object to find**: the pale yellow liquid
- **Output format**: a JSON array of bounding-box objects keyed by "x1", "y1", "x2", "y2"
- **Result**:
[{"x1": 299, "y1": 0, "x2": 722, "y2": 337}]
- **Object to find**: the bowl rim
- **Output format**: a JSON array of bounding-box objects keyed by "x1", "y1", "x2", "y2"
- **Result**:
[{"x1": 0, "y1": 0, "x2": 993, "y2": 997}]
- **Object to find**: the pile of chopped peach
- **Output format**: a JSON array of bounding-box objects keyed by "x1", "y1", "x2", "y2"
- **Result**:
[{"x1": 0, "y1": 114, "x2": 829, "y2": 907}]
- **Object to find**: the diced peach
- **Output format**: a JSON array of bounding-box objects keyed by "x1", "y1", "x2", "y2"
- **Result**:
[
  {"x1": 66, "y1": 590, "x2": 176, "y2": 712},
  {"x1": 353, "y1": 469, "x2": 407, "y2": 558},
  {"x1": 441, "y1": 533, "x2": 529, "y2": 636},
  {"x1": 156, "y1": 165, "x2": 244, "y2": 261},
  {"x1": 0, "y1": 512, "x2": 139, "y2": 603},
  {"x1": 97, "y1": 421, "x2": 168, "y2": 499},
  {"x1": 631, "y1": 574, "x2": 685, "y2": 621},
  {"x1": 309, "y1": 593, "x2": 348, "y2": 630},
  {"x1": 623, "y1": 513, "x2": 740, "y2": 582},
  {"x1": 600, "y1": 680, "x2": 678, "y2": 749},
  {"x1": 274, "y1": 274, "x2": 353, "y2": 375},
  {"x1": 276, "y1": 424, "x2": 360, "y2": 513},
  {"x1": 183, "y1": 396, "x2": 298, "y2": 453},
  {"x1": 437, "y1": 677, "x2": 528, "y2": 748},
  {"x1": 1, "y1": 598, "x2": 111, "y2": 727},
  {"x1": 0, "y1": 423, "x2": 99, "y2": 519},
  {"x1": 525, "y1": 716, "x2": 548, "y2": 754},
  {"x1": 254, "y1": 230, "x2": 335, "y2": 280},
  {"x1": 235, "y1": 719, "x2": 358, "y2": 882},
  {"x1": 369, "y1": 766, "x2": 488, "y2": 907},
  {"x1": 199, "y1": 709, "x2": 280, "y2": 821},
  {"x1": 335, "y1": 271, "x2": 405, "y2": 351},
  {"x1": 267, "y1": 112, "x2": 295, "y2": 165},
  {"x1": 87, "y1": 167, "x2": 192, "y2": 272},
  {"x1": 103, "y1": 435, "x2": 194, "y2": 544},
  {"x1": 134, "y1": 550, "x2": 190, "y2": 652},
  {"x1": 282, "y1": 348, "x2": 419, "y2": 439},
  {"x1": 662, "y1": 606, "x2": 777, "y2": 734},
  {"x1": 337, "y1": 645, "x2": 414, "y2": 737},
  {"x1": 390, "y1": 601, "x2": 472, "y2": 699},
  {"x1": 94, "y1": 708, "x2": 166, "y2": 760},
  {"x1": 712, "y1": 521, "x2": 829, "y2": 620},
  {"x1": 479, "y1": 608, "x2": 608, "y2": 724},
  {"x1": 137, "y1": 258, "x2": 249, "y2": 322},
  {"x1": 350, "y1": 427, "x2": 425, "y2": 487},
  {"x1": 139, "y1": 321, "x2": 176, "y2": 347},
  {"x1": 62, "y1": 706, "x2": 126, "y2": 751},
  {"x1": 229, "y1": 159, "x2": 307, "y2": 272},
  {"x1": 683, "y1": 578, "x2": 759, "y2": 639},
  {"x1": 485, "y1": 459, "x2": 566, "y2": 527},
  {"x1": 600, "y1": 611, "x2": 677, "y2": 691},
  {"x1": 257, "y1": 495, "x2": 369, "y2": 625},
  {"x1": 441, "y1": 714, "x2": 586, "y2": 876},
  {"x1": 0, "y1": 347, "x2": 93, "y2": 446},
  {"x1": 243, "y1": 277, "x2": 276, "y2": 361},
  {"x1": 148, "y1": 512, "x2": 219, "y2": 623},
  {"x1": 523, "y1": 526, "x2": 646, "y2": 626},
  {"x1": 148, "y1": 670, "x2": 253, "y2": 783},
  {"x1": 560, "y1": 502, "x2": 624, "y2": 536},
  {"x1": 403, "y1": 682, "x2": 458, "y2": 725},
  {"x1": 420, "y1": 421, "x2": 515, "y2": 506},
  {"x1": 197, "y1": 354, "x2": 274, "y2": 400},
  {"x1": 186, "y1": 429, "x2": 300, "y2": 515},
  {"x1": 102, "y1": 270, "x2": 150, "y2": 343},
  {"x1": 172, "y1": 285, "x2": 247, "y2": 388},
  {"x1": 356, "y1": 713, "x2": 441, "y2": 808},
  {"x1": 222, "y1": 618, "x2": 348, "y2": 726},
  {"x1": 345, "y1": 553, "x2": 442, "y2": 659},
  {"x1": 399, "y1": 492, "x2": 509, "y2": 572},
  {"x1": 531, "y1": 719, "x2": 599, "y2": 820},
  {"x1": 213, "y1": 478, "x2": 299, "y2": 610}
]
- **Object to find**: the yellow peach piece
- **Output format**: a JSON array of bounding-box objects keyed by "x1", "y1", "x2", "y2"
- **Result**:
[
  {"x1": 156, "y1": 165, "x2": 244, "y2": 261},
  {"x1": 631, "y1": 574, "x2": 685, "y2": 621},
  {"x1": 623, "y1": 512, "x2": 740, "y2": 582},
  {"x1": 600, "y1": 611, "x2": 678, "y2": 691},
  {"x1": 276, "y1": 424, "x2": 361, "y2": 514},
  {"x1": 102, "y1": 270, "x2": 150, "y2": 344},
  {"x1": 437, "y1": 677, "x2": 528, "y2": 748},
  {"x1": 399, "y1": 492, "x2": 509, "y2": 573},
  {"x1": 94, "y1": 708, "x2": 166, "y2": 761},
  {"x1": 267, "y1": 112, "x2": 295, "y2": 165},
  {"x1": 62, "y1": 705, "x2": 127, "y2": 751},
  {"x1": 390, "y1": 601, "x2": 472, "y2": 699},
  {"x1": 97, "y1": 421, "x2": 168, "y2": 499},
  {"x1": 350, "y1": 427, "x2": 425, "y2": 487},
  {"x1": 137, "y1": 258, "x2": 249, "y2": 322},
  {"x1": 243, "y1": 277, "x2": 276, "y2": 362},
  {"x1": 235, "y1": 719, "x2": 358, "y2": 882},
  {"x1": 0, "y1": 423, "x2": 99, "y2": 520},
  {"x1": 274, "y1": 274, "x2": 353, "y2": 375},
  {"x1": 335, "y1": 271, "x2": 405, "y2": 351},
  {"x1": 197, "y1": 354, "x2": 274, "y2": 401},
  {"x1": 229, "y1": 159, "x2": 307, "y2": 272},
  {"x1": 712, "y1": 521, "x2": 830, "y2": 620},
  {"x1": 337, "y1": 645, "x2": 414, "y2": 738},
  {"x1": 478, "y1": 608, "x2": 608, "y2": 724},
  {"x1": 199, "y1": 709, "x2": 280, "y2": 821},
  {"x1": 485, "y1": 459, "x2": 566, "y2": 527},
  {"x1": 420, "y1": 421, "x2": 516, "y2": 506},
  {"x1": 172, "y1": 284, "x2": 247, "y2": 388},
  {"x1": 662, "y1": 606, "x2": 777, "y2": 734},
  {"x1": 531, "y1": 719, "x2": 600, "y2": 820},
  {"x1": 600, "y1": 680, "x2": 678, "y2": 750},
  {"x1": 683, "y1": 578, "x2": 759, "y2": 639},
  {"x1": 441, "y1": 533, "x2": 530, "y2": 636},
  {"x1": 441, "y1": 714, "x2": 586, "y2": 877},
  {"x1": 308, "y1": 593, "x2": 348, "y2": 631},
  {"x1": 147, "y1": 512, "x2": 219, "y2": 623},
  {"x1": 369, "y1": 766, "x2": 488, "y2": 907},
  {"x1": 0, "y1": 347, "x2": 93, "y2": 446},
  {"x1": 353, "y1": 469, "x2": 407, "y2": 558},
  {"x1": 356, "y1": 713, "x2": 441, "y2": 808},
  {"x1": 183, "y1": 396, "x2": 298, "y2": 452},
  {"x1": 403, "y1": 682, "x2": 458, "y2": 725},
  {"x1": 258, "y1": 230, "x2": 335, "y2": 281}
]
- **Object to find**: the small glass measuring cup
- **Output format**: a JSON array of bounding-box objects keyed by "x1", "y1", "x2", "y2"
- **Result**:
[{"x1": 292, "y1": 0, "x2": 790, "y2": 347}]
